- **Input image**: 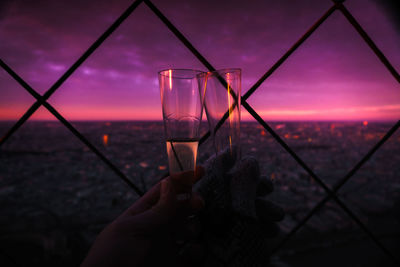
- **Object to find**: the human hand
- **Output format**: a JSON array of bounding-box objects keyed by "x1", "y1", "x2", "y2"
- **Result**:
[
  {"x1": 194, "y1": 149, "x2": 284, "y2": 266},
  {"x1": 81, "y1": 166, "x2": 205, "y2": 267}
]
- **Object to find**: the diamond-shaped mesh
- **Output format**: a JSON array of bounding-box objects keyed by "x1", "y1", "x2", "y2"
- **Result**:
[{"x1": 0, "y1": 0, "x2": 399, "y2": 265}]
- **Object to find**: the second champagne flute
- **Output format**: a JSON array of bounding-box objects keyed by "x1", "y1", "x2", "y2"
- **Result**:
[{"x1": 200, "y1": 68, "x2": 241, "y2": 162}]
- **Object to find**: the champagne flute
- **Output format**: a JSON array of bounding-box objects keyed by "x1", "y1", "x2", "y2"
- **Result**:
[
  {"x1": 200, "y1": 68, "x2": 241, "y2": 162},
  {"x1": 158, "y1": 69, "x2": 206, "y2": 175}
]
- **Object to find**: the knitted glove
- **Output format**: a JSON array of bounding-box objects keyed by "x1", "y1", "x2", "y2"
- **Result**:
[{"x1": 194, "y1": 148, "x2": 284, "y2": 267}]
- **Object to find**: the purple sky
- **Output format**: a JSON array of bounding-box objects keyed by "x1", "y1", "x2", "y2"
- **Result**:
[{"x1": 0, "y1": 0, "x2": 399, "y2": 121}]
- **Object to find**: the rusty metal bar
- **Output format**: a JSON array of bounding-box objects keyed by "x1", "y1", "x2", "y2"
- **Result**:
[{"x1": 0, "y1": 0, "x2": 144, "y2": 147}]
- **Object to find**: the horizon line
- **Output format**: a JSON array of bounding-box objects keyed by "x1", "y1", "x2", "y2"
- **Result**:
[{"x1": 0, "y1": 118, "x2": 397, "y2": 123}]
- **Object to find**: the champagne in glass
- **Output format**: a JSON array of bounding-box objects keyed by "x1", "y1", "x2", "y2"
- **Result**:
[
  {"x1": 158, "y1": 69, "x2": 206, "y2": 174},
  {"x1": 166, "y1": 138, "x2": 199, "y2": 174}
]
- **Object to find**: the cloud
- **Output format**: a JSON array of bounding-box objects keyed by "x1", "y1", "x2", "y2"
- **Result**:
[
  {"x1": 254, "y1": 104, "x2": 400, "y2": 120},
  {"x1": 1, "y1": 0, "x2": 399, "y2": 120},
  {"x1": 374, "y1": 0, "x2": 400, "y2": 31},
  {"x1": 0, "y1": 0, "x2": 12, "y2": 21}
]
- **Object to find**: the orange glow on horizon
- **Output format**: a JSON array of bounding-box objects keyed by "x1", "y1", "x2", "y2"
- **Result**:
[
  {"x1": 1, "y1": 104, "x2": 399, "y2": 122},
  {"x1": 241, "y1": 104, "x2": 400, "y2": 121}
]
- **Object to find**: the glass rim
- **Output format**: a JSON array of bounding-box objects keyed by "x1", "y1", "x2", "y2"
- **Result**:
[
  {"x1": 197, "y1": 68, "x2": 241, "y2": 77},
  {"x1": 158, "y1": 68, "x2": 206, "y2": 79}
]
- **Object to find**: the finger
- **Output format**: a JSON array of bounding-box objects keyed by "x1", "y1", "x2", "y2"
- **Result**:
[
  {"x1": 170, "y1": 167, "x2": 205, "y2": 199},
  {"x1": 255, "y1": 198, "x2": 285, "y2": 222},
  {"x1": 152, "y1": 176, "x2": 205, "y2": 219},
  {"x1": 153, "y1": 179, "x2": 199, "y2": 218},
  {"x1": 256, "y1": 176, "x2": 274, "y2": 196},
  {"x1": 151, "y1": 179, "x2": 176, "y2": 217},
  {"x1": 171, "y1": 170, "x2": 196, "y2": 187},
  {"x1": 158, "y1": 178, "x2": 175, "y2": 207},
  {"x1": 121, "y1": 208, "x2": 172, "y2": 236},
  {"x1": 188, "y1": 193, "x2": 205, "y2": 214},
  {"x1": 126, "y1": 182, "x2": 162, "y2": 216},
  {"x1": 171, "y1": 166, "x2": 205, "y2": 186}
]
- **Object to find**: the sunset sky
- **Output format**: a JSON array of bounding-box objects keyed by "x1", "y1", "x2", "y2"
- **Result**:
[{"x1": 0, "y1": 0, "x2": 399, "y2": 121}]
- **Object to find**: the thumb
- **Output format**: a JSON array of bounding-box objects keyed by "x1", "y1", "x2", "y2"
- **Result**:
[
  {"x1": 121, "y1": 180, "x2": 175, "y2": 235},
  {"x1": 152, "y1": 177, "x2": 205, "y2": 218},
  {"x1": 151, "y1": 178, "x2": 177, "y2": 218}
]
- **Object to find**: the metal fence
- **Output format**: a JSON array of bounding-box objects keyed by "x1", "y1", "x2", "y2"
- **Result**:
[{"x1": 0, "y1": 0, "x2": 399, "y2": 265}]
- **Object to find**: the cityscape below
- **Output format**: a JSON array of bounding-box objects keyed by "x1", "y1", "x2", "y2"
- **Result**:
[{"x1": 0, "y1": 120, "x2": 399, "y2": 266}]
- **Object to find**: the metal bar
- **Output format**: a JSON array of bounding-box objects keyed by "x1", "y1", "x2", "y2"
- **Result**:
[
  {"x1": 144, "y1": 0, "x2": 216, "y2": 73},
  {"x1": 270, "y1": 192, "x2": 331, "y2": 255},
  {"x1": 333, "y1": 120, "x2": 400, "y2": 192},
  {"x1": 41, "y1": 102, "x2": 144, "y2": 196},
  {"x1": 242, "y1": 101, "x2": 399, "y2": 265},
  {"x1": 243, "y1": 3, "x2": 338, "y2": 101},
  {"x1": 1, "y1": 0, "x2": 398, "y2": 263},
  {"x1": 144, "y1": 0, "x2": 221, "y2": 147},
  {"x1": 0, "y1": 102, "x2": 40, "y2": 147},
  {"x1": 0, "y1": 59, "x2": 42, "y2": 100},
  {"x1": 146, "y1": 4, "x2": 398, "y2": 262},
  {"x1": 198, "y1": 131, "x2": 210, "y2": 146},
  {"x1": 199, "y1": 75, "x2": 240, "y2": 146},
  {"x1": 272, "y1": 120, "x2": 400, "y2": 260},
  {"x1": 268, "y1": 1, "x2": 400, "y2": 260},
  {"x1": 338, "y1": 3, "x2": 400, "y2": 83},
  {"x1": 0, "y1": 59, "x2": 43, "y2": 146},
  {"x1": 0, "y1": 59, "x2": 144, "y2": 195},
  {"x1": 0, "y1": 0, "x2": 144, "y2": 146},
  {"x1": 201, "y1": 2, "x2": 337, "y2": 146},
  {"x1": 199, "y1": 105, "x2": 231, "y2": 146},
  {"x1": 272, "y1": 191, "x2": 400, "y2": 266},
  {"x1": 42, "y1": 0, "x2": 145, "y2": 100},
  {"x1": 241, "y1": 101, "x2": 331, "y2": 193},
  {"x1": 0, "y1": 248, "x2": 21, "y2": 267},
  {"x1": 144, "y1": 0, "x2": 231, "y2": 148}
]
